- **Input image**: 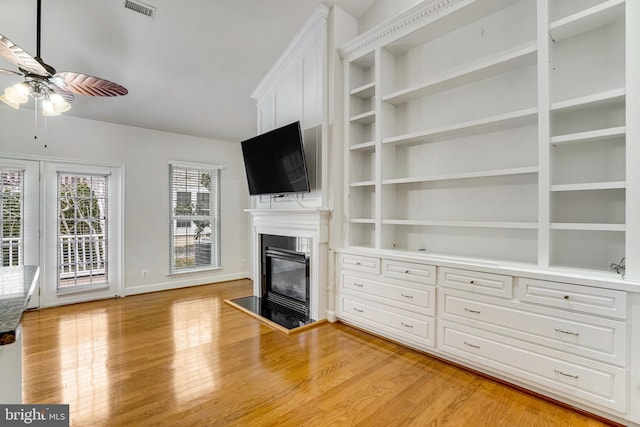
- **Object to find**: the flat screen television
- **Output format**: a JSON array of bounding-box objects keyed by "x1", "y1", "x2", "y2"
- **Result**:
[{"x1": 241, "y1": 121, "x2": 311, "y2": 196}]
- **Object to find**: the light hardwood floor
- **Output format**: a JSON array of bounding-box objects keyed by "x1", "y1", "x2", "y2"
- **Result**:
[{"x1": 22, "y1": 279, "x2": 615, "y2": 426}]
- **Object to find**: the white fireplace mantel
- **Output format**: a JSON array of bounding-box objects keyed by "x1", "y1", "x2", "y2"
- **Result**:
[{"x1": 246, "y1": 208, "x2": 331, "y2": 321}]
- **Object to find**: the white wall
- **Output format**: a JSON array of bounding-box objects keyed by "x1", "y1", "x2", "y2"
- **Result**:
[
  {"x1": 358, "y1": 0, "x2": 424, "y2": 33},
  {"x1": 0, "y1": 109, "x2": 251, "y2": 297}
]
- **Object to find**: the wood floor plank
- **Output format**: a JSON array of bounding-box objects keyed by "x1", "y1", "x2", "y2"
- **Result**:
[{"x1": 21, "y1": 279, "x2": 617, "y2": 426}]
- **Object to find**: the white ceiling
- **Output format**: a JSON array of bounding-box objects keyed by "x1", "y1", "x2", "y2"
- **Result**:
[{"x1": 0, "y1": 0, "x2": 375, "y2": 142}]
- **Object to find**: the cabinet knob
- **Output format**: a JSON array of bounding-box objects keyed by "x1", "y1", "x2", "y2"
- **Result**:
[
  {"x1": 469, "y1": 280, "x2": 475, "y2": 285},
  {"x1": 405, "y1": 270, "x2": 410, "y2": 274},
  {"x1": 563, "y1": 295, "x2": 570, "y2": 300}
]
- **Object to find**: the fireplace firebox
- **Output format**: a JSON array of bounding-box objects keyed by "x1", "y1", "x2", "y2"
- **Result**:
[{"x1": 228, "y1": 233, "x2": 314, "y2": 330}]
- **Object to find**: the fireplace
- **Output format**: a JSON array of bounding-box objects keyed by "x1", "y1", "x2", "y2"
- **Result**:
[
  {"x1": 227, "y1": 209, "x2": 330, "y2": 332},
  {"x1": 263, "y1": 234, "x2": 310, "y2": 317}
]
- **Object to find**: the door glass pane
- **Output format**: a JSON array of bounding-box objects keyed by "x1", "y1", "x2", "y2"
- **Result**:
[
  {"x1": 0, "y1": 169, "x2": 23, "y2": 267},
  {"x1": 57, "y1": 173, "x2": 108, "y2": 290}
]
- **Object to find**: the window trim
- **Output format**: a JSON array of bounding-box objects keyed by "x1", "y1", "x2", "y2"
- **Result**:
[{"x1": 168, "y1": 161, "x2": 222, "y2": 274}]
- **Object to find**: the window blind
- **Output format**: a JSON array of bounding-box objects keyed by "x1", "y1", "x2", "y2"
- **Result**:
[
  {"x1": 169, "y1": 163, "x2": 221, "y2": 273},
  {"x1": 0, "y1": 168, "x2": 24, "y2": 267}
]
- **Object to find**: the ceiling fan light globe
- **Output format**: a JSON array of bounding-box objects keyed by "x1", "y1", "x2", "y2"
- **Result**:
[
  {"x1": 50, "y1": 93, "x2": 71, "y2": 112},
  {"x1": 0, "y1": 94, "x2": 21, "y2": 109},
  {"x1": 42, "y1": 100, "x2": 60, "y2": 116},
  {"x1": 5, "y1": 83, "x2": 29, "y2": 104}
]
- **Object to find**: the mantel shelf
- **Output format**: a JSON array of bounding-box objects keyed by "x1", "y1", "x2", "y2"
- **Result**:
[
  {"x1": 383, "y1": 166, "x2": 538, "y2": 185},
  {"x1": 550, "y1": 126, "x2": 626, "y2": 146},
  {"x1": 549, "y1": 0, "x2": 625, "y2": 42},
  {"x1": 382, "y1": 44, "x2": 537, "y2": 105},
  {"x1": 382, "y1": 220, "x2": 538, "y2": 230},
  {"x1": 383, "y1": 108, "x2": 538, "y2": 145}
]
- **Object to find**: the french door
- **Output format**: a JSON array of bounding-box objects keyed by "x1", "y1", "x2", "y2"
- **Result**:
[
  {"x1": 41, "y1": 162, "x2": 123, "y2": 307},
  {"x1": 0, "y1": 159, "x2": 39, "y2": 308}
]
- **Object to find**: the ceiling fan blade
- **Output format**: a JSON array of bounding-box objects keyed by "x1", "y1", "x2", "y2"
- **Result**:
[
  {"x1": 0, "y1": 68, "x2": 21, "y2": 76},
  {"x1": 0, "y1": 34, "x2": 48, "y2": 76},
  {"x1": 56, "y1": 72, "x2": 128, "y2": 97}
]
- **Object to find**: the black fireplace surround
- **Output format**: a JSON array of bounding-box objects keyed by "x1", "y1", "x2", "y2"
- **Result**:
[{"x1": 231, "y1": 234, "x2": 314, "y2": 330}]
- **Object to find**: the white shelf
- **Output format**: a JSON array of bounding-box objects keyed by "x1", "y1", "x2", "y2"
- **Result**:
[
  {"x1": 383, "y1": 108, "x2": 538, "y2": 146},
  {"x1": 550, "y1": 126, "x2": 626, "y2": 146},
  {"x1": 551, "y1": 223, "x2": 625, "y2": 232},
  {"x1": 383, "y1": 166, "x2": 538, "y2": 185},
  {"x1": 549, "y1": 0, "x2": 625, "y2": 42},
  {"x1": 350, "y1": 110, "x2": 376, "y2": 124},
  {"x1": 551, "y1": 88, "x2": 625, "y2": 112},
  {"x1": 350, "y1": 141, "x2": 376, "y2": 151},
  {"x1": 350, "y1": 180, "x2": 376, "y2": 188},
  {"x1": 383, "y1": 219, "x2": 538, "y2": 230},
  {"x1": 351, "y1": 218, "x2": 375, "y2": 224},
  {"x1": 350, "y1": 82, "x2": 375, "y2": 98},
  {"x1": 551, "y1": 182, "x2": 626, "y2": 192},
  {"x1": 382, "y1": 44, "x2": 537, "y2": 105}
]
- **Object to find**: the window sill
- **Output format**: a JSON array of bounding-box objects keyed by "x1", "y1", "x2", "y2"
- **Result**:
[{"x1": 166, "y1": 266, "x2": 222, "y2": 277}]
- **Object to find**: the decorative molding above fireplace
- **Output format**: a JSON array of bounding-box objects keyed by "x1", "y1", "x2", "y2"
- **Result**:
[{"x1": 246, "y1": 209, "x2": 331, "y2": 321}]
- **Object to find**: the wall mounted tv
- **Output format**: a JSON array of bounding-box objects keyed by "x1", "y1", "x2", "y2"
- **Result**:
[{"x1": 241, "y1": 121, "x2": 311, "y2": 196}]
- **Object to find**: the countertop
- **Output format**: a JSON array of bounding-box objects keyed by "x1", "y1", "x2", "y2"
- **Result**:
[{"x1": 0, "y1": 266, "x2": 39, "y2": 345}]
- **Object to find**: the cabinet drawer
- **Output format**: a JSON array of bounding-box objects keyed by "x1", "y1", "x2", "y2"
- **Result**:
[
  {"x1": 339, "y1": 254, "x2": 380, "y2": 275},
  {"x1": 517, "y1": 278, "x2": 627, "y2": 320},
  {"x1": 439, "y1": 321, "x2": 626, "y2": 412},
  {"x1": 340, "y1": 296, "x2": 434, "y2": 345},
  {"x1": 382, "y1": 259, "x2": 436, "y2": 285},
  {"x1": 440, "y1": 290, "x2": 626, "y2": 366},
  {"x1": 342, "y1": 274, "x2": 434, "y2": 314},
  {"x1": 438, "y1": 267, "x2": 512, "y2": 298}
]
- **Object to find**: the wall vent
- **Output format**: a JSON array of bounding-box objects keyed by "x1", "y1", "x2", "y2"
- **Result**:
[{"x1": 123, "y1": 0, "x2": 156, "y2": 18}]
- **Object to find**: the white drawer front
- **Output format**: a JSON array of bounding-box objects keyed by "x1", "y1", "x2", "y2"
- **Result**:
[
  {"x1": 438, "y1": 267, "x2": 512, "y2": 298},
  {"x1": 382, "y1": 259, "x2": 436, "y2": 285},
  {"x1": 440, "y1": 290, "x2": 626, "y2": 366},
  {"x1": 439, "y1": 321, "x2": 626, "y2": 412},
  {"x1": 342, "y1": 274, "x2": 434, "y2": 315},
  {"x1": 518, "y1": 278, "x2": 627, "y2": 320},
  {"x1": 340, "y1": 254, "x2": 380, "y2": 275},
  {"x1": 340, "y1": 296, "x2": 433, "y2": 345}
]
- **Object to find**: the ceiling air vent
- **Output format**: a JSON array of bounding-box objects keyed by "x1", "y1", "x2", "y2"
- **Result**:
[{"x1": 124, "y1": 0, "x2": 156, "y2": 18}]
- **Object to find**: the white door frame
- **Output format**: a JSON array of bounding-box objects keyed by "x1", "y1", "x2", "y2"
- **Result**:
[{"x1": 41, "y1": 161, "x2": 124, "y2": 307}]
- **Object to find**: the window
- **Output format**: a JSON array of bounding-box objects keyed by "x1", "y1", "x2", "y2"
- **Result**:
[
  {"x1": 57, "y1": 173, "x2": 108, "y2": 289},
  {"x1": 0, "y1": 168, "x2": 23, "y2": 267},
  {"x1": 169, "y1": 162, "x2": 221, "y2": 273}
]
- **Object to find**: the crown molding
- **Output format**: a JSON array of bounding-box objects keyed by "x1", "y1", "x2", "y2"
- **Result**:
[{"x1": 338, "y1": 0, "x2": 470, "y2": 61}]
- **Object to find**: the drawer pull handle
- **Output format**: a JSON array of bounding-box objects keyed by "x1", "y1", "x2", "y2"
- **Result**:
[
  {"x1": 464, "y1": 308, "x2": 481, "y2": 314},
  {"x1": 401, "y1": 293, "x2": 414, "y2": 299},
  {"x1": 353, "y1": 308, "x2": 364, "y2": 313},
  {"x1": 405, "y1": 270, "x2": 410, "y2": 274},
  {"x1": 354, "y1": 283, "x2": 364, "y2": 287},
  {"x1": 464, "y1": 342, "x2": 480, "y2": 349},
  {"x1": 469, "y1": 280, "x2": 475, "y2": 284},
  {"x1": 401, "y1": 322, "x2": 414, "y2": 329},
  {"x1": 356, "y1": 262, "x2": 361, "y2": 266},
  {"x1": 554, "y1": 369, "x2": 579, "y2": 379},
  {"x1": 563, "y1": 295, "x2": 570, "y2": 300},
  {"x1": 554, "y1": 328, "x2": 579, "y2": 336}
]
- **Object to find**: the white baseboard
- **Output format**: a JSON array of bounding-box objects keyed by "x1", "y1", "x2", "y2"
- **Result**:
[
  {"x1": 125, "y1": 272, "x2": 251, "y2": 296},
  {"x1": 326, "y1": 310, "x2": 337, "y2": 322}
]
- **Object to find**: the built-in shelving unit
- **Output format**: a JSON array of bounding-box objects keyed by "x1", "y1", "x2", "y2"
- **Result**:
[
  {"x1": 341, "y1": 0, "x2": 636, "y2": 274},
  {"x1": 337, "y1": 1, "x2": 640, "y2": 423}
]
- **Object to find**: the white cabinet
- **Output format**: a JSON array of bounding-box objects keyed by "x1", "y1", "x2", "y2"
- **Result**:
[{"x1": 337, "y1": 253, "x2": 436, "y2": 350}]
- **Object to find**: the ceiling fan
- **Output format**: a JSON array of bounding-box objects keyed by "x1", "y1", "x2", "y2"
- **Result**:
[{"x1": 0, "y1": 0, "x2": 127, "y2": 116}]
